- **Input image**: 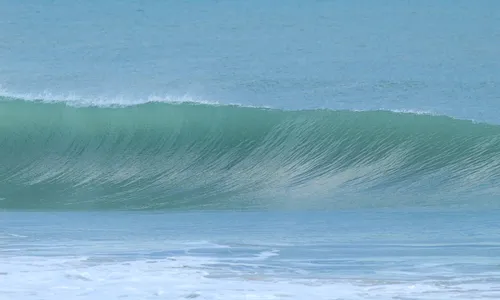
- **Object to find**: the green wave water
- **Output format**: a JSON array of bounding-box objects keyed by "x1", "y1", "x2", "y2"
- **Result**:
[{"x1": 1, "y1": 97, "x2": 500, "y2": 210}]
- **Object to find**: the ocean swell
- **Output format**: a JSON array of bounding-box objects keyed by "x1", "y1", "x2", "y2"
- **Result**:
[{"x1": 1, "y1": 96, "x2": 500, "y2": 210}]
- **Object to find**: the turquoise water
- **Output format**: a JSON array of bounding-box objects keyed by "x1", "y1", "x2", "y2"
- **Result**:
[{"x1": 1, "y1": 1, "x2": 500, "y2": 299}]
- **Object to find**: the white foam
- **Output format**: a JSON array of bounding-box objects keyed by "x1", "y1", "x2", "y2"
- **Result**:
[
  {"x1": 6, "y1": 233, "x2": 28, "y2": 238},
  {"x1": 0, "y1": 86, "x2": 268, "y2": 109},
  {"x1": 0, "y1": 86, "x2": 472, "y2": 122},
  {"x1": 1, "y1": 255, "x2": 499, "y2": 300},
  {"x1": 388, "y1": 108, "x2": 437, "y2": 115},
  {"x1": 0, "y1": 87, "x2": 213, "y2": 107}
]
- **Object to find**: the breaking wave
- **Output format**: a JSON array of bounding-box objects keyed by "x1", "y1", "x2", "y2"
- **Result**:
[{"x1": 1, "y1": 96, "x2": 500, "y2": 210}]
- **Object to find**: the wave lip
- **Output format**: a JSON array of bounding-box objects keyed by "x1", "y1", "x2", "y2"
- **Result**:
[{"x1": 1, "y1": 96, "x2": 500, "y2": 210}]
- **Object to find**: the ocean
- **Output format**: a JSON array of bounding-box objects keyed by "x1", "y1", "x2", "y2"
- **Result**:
[{"x1": 1, "y1": 1, "x2": 499, "y2": 299}]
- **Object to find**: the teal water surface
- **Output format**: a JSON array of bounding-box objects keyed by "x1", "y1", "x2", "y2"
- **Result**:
[{"x1": 1, "y1": 0, "x2": 499, "y2": 299}]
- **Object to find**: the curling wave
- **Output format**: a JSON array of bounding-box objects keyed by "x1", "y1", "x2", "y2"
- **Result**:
[{"x1": 1, "y1": 96, "x2": 500, "y2": 210}]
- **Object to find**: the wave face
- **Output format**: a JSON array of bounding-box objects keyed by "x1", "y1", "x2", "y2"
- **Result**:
[{"x1": 1, "y1": 97, "x2": 500, "y2": 210}]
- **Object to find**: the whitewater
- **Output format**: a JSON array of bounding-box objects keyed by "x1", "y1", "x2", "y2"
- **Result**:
[{"x1": 2, "y1": 0, "x2": 500, "y2": 299}]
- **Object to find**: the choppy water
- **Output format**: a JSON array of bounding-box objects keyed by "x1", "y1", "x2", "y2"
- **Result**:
[{"x1": 2, "y1": 211, "x2": 500, "y2": 299}]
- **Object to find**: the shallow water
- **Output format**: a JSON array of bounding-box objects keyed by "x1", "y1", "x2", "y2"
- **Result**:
[{"x1": 2, "y1": 210, "x2": 500, "y2": 299}]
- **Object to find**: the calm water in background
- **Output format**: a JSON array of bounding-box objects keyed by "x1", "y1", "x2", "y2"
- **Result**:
[
  {"x1": 1, "y1": 1, "x2": 500, "y2": 299},
  {"x1": 1, "y1": 0, "x2": 499, "y2": 120}
]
